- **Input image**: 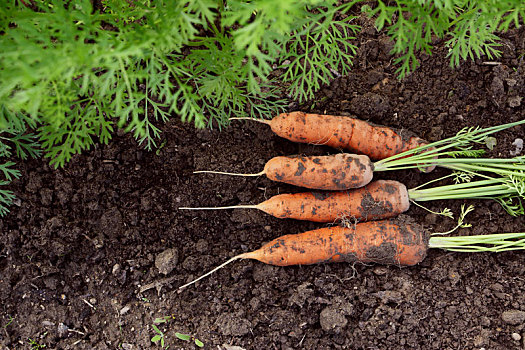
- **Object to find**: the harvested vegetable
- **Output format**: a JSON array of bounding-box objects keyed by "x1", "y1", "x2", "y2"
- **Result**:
[
  {"x1": 232, "y1": 112, "x2": 429, "y2": 160},
  {"x1": 181, "y1": 173, "x2": 525, "y2": 222},
  {"x1": 178, "y1": 219, "x2": 525, "y2": 290},
  {"x1": 180, "y1": 180, "x2": 409, "y2": 222},
  {"x1": 195, "y1": 153, "x2": 373, "y2": 190},
  {"x1": 196, "y1": 119, "x2": 525, "y2": 190}
]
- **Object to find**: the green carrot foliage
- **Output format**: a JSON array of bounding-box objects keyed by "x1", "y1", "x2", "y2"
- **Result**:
[
  {"x1": 365, "y1": 0, "x2": 525, "y2": 78},
  {"x1": 0, "y1": 0, "x2": 524, "y2": 216},
  {"x1": 0, "y1": 0, "x2": 356, "y2": 169}
]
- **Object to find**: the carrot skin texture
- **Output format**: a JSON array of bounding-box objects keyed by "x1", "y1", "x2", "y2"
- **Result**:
[
  {"x1": 257, "y1": 180, "x2": 410, "y2": 222},
  {"x1": 269, "y1": 112, "x2": 428, "y2": 161},
  {"x1": 263, "y1": 153, "x2": 373, "y2": 190},
  {"x1": 243, "y1": 219, "x2": 429, "y2": 266}
]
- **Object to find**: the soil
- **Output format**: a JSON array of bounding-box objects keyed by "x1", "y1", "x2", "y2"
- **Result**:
[{"x1": 2, "y1": 14, "x2": 525, "y2": 350}]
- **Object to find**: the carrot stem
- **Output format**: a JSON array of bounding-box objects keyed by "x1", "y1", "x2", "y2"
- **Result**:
[
  {"x1": 375, "y1": 156, "x2": 525, "y2": 172},
  {"x1": 373, "y1": 118, "x2": 525, "y2": 172},
  {"x1": 408, "y1": 173, "x2": 524, "y2": 216},
  {"x1": 408, "y1": 180, "x2": 516, "y2": 201},
  {"x1": 429, "y1": 233, "x2": 525, "y2": 252},
  {"x1": 443, "y1": 163, "x2": 525, "y2": 177}
]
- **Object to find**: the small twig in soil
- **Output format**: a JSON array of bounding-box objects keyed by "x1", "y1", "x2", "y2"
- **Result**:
[
  {"x1": 138, "y1": 275, "x2": 178, "y2": 295},
  {"x1": 68, "y1": 329, "x2": 86, "y2": 335},
  {"x1": 82, "y1": 298, "x2": 96, "y2": 310}
]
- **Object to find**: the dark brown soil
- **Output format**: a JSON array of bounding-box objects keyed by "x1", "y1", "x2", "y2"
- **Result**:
[{"x1": 2, "y1": 16, "x2": 525, "y2": 350}]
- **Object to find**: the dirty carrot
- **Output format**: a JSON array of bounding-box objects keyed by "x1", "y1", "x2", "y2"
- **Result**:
[
  {"x1": 182, "y1": 171, "x2": 525, "y2": 222},
  {"x1": 178, "y1": 219, "x2": 525, "y2": 290},
  {"x1": 231, "y1": 111, "x2": 429, "y2": 160},
  {"x1": 195, "y1": 119, "x2": 525, "y2": 190},
  {"x1": 232, "y1": 113, "x2": 525, "y2": 165},
  {"x1": 195, "y1": 153, "x2": 374, "y2": 190},
  {"x1": 180, "y1": 180, "x2": 410, "y2": 222},
  {"x1": 178, "y1": 218, "x2": 428, "y2": 290}
]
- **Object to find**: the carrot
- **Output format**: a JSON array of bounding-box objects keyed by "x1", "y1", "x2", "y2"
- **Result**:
[
  {"x1": 195, "y1": 121, "x2": 525, "y2": 191},
  {"x1": 195, "y1": 153, "x2": 374, "y2": 190},
  {"x1": 195, "y1": 120, "x2": 525, "y2": 190},
  {"x1": 180, "y1": 180, "x2": 409, "y2": 222},
  {"x1": 232, "y1": 111, "x2": 429, "y2": 161},
  {"x1": 178, "y1": 218, "x2": 429, "y2": 289},
  {"x1": 184, "y1": 171, "x2": 525, "y2": 222}
]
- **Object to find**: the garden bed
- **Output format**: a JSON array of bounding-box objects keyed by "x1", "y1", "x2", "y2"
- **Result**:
[{"x1": 1, "y1": 18, "x2": 525, "y2": 350}]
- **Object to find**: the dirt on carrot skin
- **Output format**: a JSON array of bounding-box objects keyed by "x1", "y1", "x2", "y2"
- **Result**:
[
  {"x1": 2, "y1": 16, "x2": 525, "y2": 350},
  {"x1": 363, "y1": 241, "x2": 399, "y2": 264},
  {"x1": 358, "y1": 192, "x2": 393, "y2": 218}
]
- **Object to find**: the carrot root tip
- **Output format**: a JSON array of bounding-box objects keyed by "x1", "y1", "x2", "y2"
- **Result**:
[
  {"x1": 230, "y1": 117, "x2": 271, "y2": 125},
  {"x1": 193, "y1": 170, "x2": 265, "y2": 177},
  {"x1": 178, "y1": 253, "x2": 249, "y2": 290}
]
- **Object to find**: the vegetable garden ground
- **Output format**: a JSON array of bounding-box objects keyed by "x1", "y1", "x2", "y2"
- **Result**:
[{"x1": 2, "y1": 18, "x2": 525, "y2": 350}]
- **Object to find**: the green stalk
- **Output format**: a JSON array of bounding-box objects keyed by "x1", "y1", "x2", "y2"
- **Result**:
[
  {"x1": 373, "y1": 119, "x2": 525, "y2": 172},
  {"x1": 408, "y1": 178, "x2": 516, "y2": 202},
  {"x1": 407, "y1": 174, "x2": 524, "y2": 216},
  {"x1": 429, "y1": 233, "x2": 525, "y2": 252},
  {"x1": 442, "y1": 163, "x2": 525, "y2": 178},
  {"x1": 375, "y1": 154, "x2": 525, "y2": 173}
]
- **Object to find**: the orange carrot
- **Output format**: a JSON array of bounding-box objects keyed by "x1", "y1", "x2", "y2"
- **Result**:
[
  {"x1": 178, "y1": 218, "x2": 429, "y2": 289},
  {"x1": 232, "y1": 112, "x2": 429, "y2": 161},
  {"x1": 180, "y1": 180, "x2": 409, "y2": 222},
  {"x1": 195, "y1": 153, "x2": 374, "y2": 190}
]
